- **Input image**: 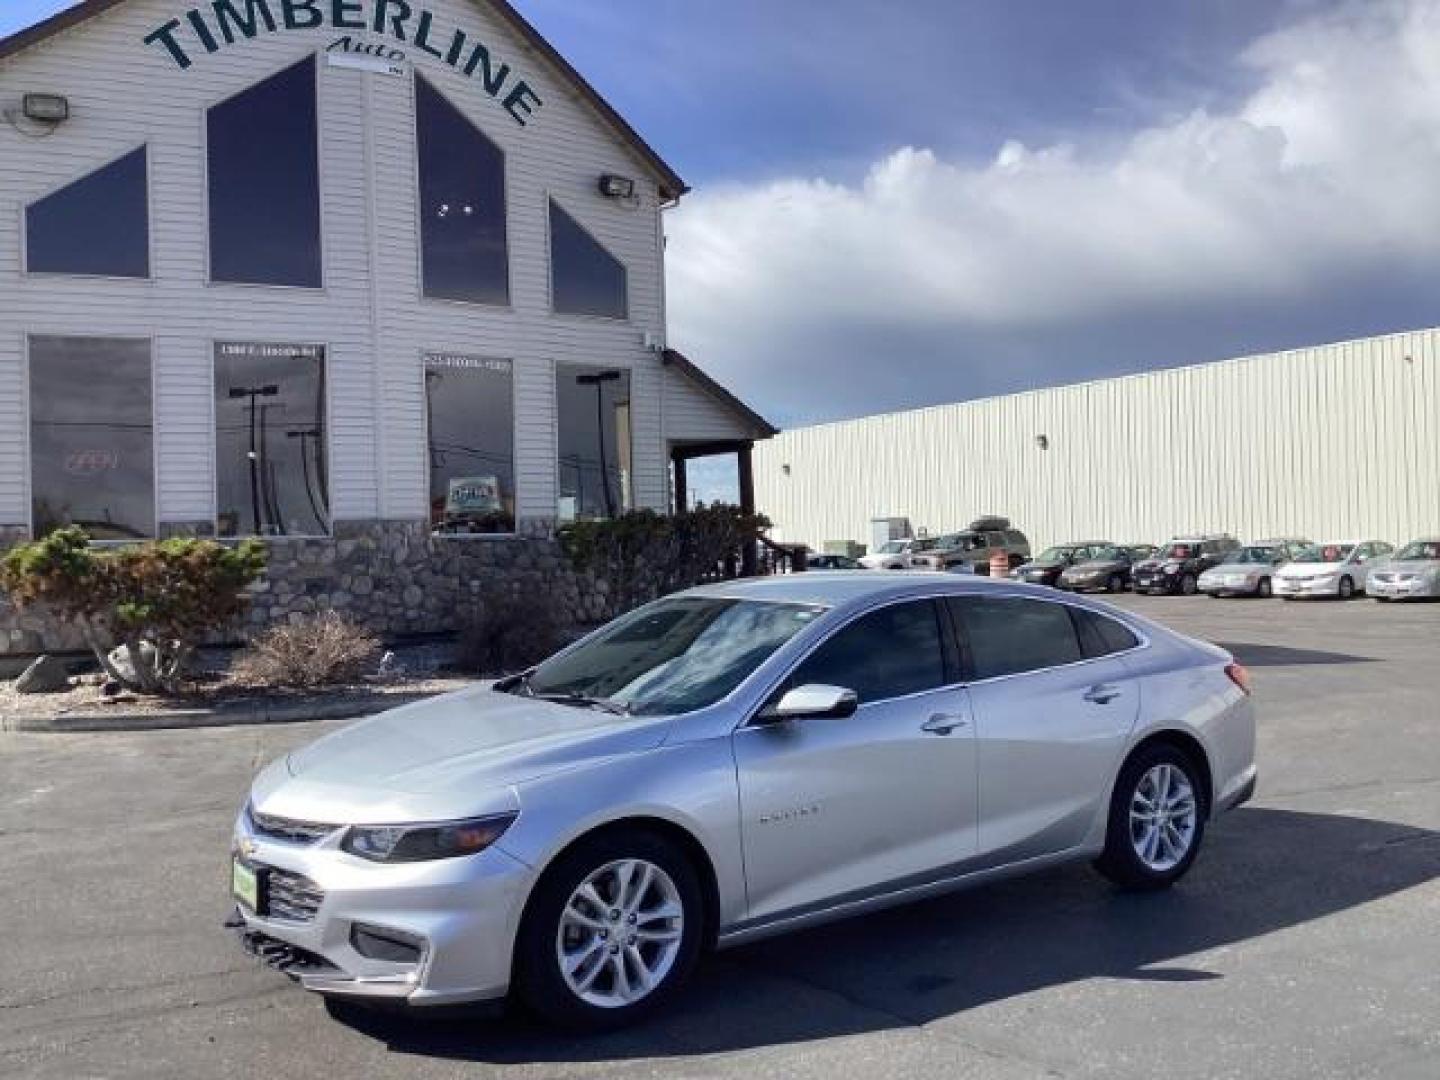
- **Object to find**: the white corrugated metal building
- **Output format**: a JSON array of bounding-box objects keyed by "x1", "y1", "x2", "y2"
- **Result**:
[{"x1": 755, "y1": 329, "x2": 1440, "y2": 553}]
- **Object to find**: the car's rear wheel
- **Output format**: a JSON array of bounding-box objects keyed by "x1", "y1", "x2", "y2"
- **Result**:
[
  {"x1": 515, "y1": 829, "x2": 704, "y2": 1032},
  {"x1": 1107, "y1": 574, "x2": 1124, "y2": 593},
  {"x1": 1257, "y1": 577, "x2": 1273, "y2": 598},
  {"x1": 1095, "y1": 743, "x2": 1207, "y2": 890},
  {"x1": 1180, "y1": 573, "x2": 1198, "y2": 596},
  {"x1": 1338, "y1": 576, "x2": 1355, "y2": 599}
]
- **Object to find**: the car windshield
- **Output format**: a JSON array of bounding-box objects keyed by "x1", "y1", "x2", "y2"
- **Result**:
[
  {"x1": 1396, "y1": 541, "x2": 1440, "y2": 561},
  {"x1": 878, "y1": 540, "x2": 908, "y2": 554},
  {"x1": 1160, "y1": 543, "x2": 1196, "y2": 560},
  {"x1": 1231, "y1": 546, "x2": 1280, "y2": 565},
  {"x1": 1088, "y1": 546, "x2": 1126, "y2": 561},
  {"x1": 1295, "y1": 544, "x2": 1354, "y2": 563},
  {"x1": 518, "y1": 597, "x2": 825, "y2": 718},
  {"x1": 1035, "y1": 547, "x2": 1078, "y2": 564}
]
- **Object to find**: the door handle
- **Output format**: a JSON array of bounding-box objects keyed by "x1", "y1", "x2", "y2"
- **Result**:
[
  {"x1": 922, "y1": 713, "x2": 969, "y2": 736},
  {"x1": 1083, "y1": 684, "x2": 1123, "y2": 705}
]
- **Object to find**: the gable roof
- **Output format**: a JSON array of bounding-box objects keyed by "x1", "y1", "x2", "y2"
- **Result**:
[
  {"x1": 663, "y1": 349, "x2": 779, "y2": 440},
  {"x1": 0, "y1": 0, "x2": 689, "y2": 201}
]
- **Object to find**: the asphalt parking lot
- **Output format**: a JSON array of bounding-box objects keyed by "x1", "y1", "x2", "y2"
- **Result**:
[{"x1": 2, "y1": 595, "x2": 1437, "y2": 1080}]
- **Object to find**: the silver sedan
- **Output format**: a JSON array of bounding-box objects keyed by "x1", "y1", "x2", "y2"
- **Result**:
[{"x1": 229, "y1": 574, "x2": 1257, "y2": 1031}]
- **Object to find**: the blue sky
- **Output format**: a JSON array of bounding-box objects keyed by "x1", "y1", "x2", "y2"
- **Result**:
[{"x1": 5, "y1": 0, "x2": 1440, "y2": 451}]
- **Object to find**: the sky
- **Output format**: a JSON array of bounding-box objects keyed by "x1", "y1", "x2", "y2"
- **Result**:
[{"x1": 5, "y1": 0, "x2": 1440, "y2": 443}]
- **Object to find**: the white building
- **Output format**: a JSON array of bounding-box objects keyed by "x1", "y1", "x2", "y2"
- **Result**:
[
  {"x1": 755, "y1": 329, "x2": 1440, "y2": 553},
  {"x1": 0, "y1": 0, "x2": 774, "y2": 656}
]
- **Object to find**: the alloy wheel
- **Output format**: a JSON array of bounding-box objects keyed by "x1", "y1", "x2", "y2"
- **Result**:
[
  {"x1": 1129, "y1": 763, "x2": 1198, "y2": 872},
  {"x1": 556, "y1": 859, "x2": 685, "y2": 1009}
]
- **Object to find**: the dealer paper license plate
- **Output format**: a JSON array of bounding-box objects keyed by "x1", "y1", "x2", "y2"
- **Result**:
[{"x1": 232, "y1": 859, "x2": 259, "y2": 912}]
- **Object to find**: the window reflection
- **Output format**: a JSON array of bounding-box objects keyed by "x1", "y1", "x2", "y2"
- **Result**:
[
  {"x1": 207, "y1": 57, "x2": 322, "y2": 287},
  {"x1": 27, "y1": 148, "x2": 149, "y2": 278},
  {"x1": 416, "y1": 74, "x2": 509, "y2": 305},
  {"x1": 29, "y1": 337, "x2": 154, "y2": 540},
  {"x1": 550, "y1": 200, "x2": 628, "y2": 319},
  {"x1": 556, "y1": 364, "x2": 631, "y2": 521},
  {"x1": 214, "y1": 343, "x2": 329, "y2": 538},
  {"x1": 425, "y1": 355, "x2": 516, "y2": 535}
]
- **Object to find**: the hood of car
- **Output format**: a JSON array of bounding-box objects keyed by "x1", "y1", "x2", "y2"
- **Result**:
[
  {"x1": 1277, "y1": 561, "x2": 1346, "y2": 577},
  {"x1": 1065, "y1": 559, "x2": 1124, "y2": 574},
  {"x1": 1375, "y1": 560, "x2": 1440, "y2": 575},
  {"x1": 252, "y1": 685, "x2": 669, "y2": 823}
]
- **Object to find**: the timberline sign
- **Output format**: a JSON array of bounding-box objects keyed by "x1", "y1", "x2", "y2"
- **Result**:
[{"x1": 144, "y1": 0, "x2": 544, "y2": 126}]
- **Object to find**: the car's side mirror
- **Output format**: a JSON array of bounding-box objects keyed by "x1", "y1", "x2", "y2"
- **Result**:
[{"x1": 763, "y1": 684, "x2": 859, "y2": 723}]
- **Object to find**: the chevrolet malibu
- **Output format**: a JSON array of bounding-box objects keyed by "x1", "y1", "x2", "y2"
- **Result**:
[{"x1": 229, "y1": 574, "x2": 1257, "y2": 1031}]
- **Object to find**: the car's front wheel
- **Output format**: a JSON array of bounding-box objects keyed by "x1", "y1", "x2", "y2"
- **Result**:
[
  {"x1": 1338, "y1": 576, "x2": 1356, "y2": 599},
  {"x1": 515, "y1": 829, "x2": 704, "y2": 1031},
  {"x1": 1095, "y1": 743, "x2": 1207, "y2": 890},
  {"x1": 1180, "y1": 573, "x2": 1198, "y2": 596},
  {"x1": 1257, "y1": 577, "x2": 1273, "y2": 598}
]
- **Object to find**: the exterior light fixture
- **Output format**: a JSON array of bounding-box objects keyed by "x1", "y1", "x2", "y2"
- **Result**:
[
  {"x1": 598, "y1": 174, "x2": 636, "y2": 199},
  {"x1": 1035, "y1": 434, "x2": 1051, "y2": 451},
  {"x1": 22, "y1": 93, "x2": 70, "y2": 124}
]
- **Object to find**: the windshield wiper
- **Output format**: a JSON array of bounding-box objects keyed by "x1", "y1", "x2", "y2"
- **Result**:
[{"x1": 535, "y1": 692, "x2": 632, "y2": 716}]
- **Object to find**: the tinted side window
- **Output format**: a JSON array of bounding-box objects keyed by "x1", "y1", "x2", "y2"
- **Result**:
[
  {"x1": 788, "y1": 601, "x2": 946, "y2": 704},
  {"x1": 208, "y1": 57, "x2": 322, "y2": 287},
  {"x1": 27, "y1": 147, "x2": 149, "y2": 278},
  {"x1": 949, "y1": 596, "x2": 1083, "y2": 680},
  {"x1": 1071, "y1": 608, "x2": 1141, "y2": 659}
]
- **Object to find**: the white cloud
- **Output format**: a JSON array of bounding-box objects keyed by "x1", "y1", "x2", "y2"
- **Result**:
[{"x1": 665, "y1": 0, "x2": 1440, "y2": 423}]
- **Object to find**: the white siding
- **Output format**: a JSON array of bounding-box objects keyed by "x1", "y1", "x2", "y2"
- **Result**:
[
  {"x1": 0, "y1": 0, "x2": 691, "y2": 531},
  {"x1": 755, "y1": 329, "x2": 1440, "y2": 551},
  {"x1": 663, "y1": 366, "x2": 755, "y2": 444}
]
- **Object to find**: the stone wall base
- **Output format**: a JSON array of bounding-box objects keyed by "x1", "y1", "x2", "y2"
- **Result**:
[{"x1": 0, "y1": 520, "x2": 611, "y2": 660}]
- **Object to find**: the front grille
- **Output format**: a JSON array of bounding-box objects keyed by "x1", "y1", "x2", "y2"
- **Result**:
[
  {"x1": 266, "y1": 868, "x2": 325, "y2": 923},
  {"x1": 248, "y1": 806, "x2": 338, "y2": 845},
  {"x1": 240, "y1": 930, "x2": 341, "y2": 976}
]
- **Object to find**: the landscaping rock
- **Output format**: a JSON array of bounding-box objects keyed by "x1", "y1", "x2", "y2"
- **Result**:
[{"x1": 16, "y1": 655, "x2": 71, "y2": 695}]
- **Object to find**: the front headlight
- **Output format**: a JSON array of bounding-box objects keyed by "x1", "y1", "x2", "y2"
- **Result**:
[{"x1": 342, "y1": 813, "x2": 518, "y2": 863}]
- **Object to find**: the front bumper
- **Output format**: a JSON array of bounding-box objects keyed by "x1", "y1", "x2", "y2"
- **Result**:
[
  {"x1": 228, "y1": 811, "x2": 534, "y2": 1006},
  {"x1": 1132, "y1": 572, "x2": 1181, "y2": 594},
  {"x1": 1273, "y1": 577, "x2": 1341, "y2": 598},
  {"x1": 1368, "y1": 577, "x2": 1440, "y2": 600},
  {"x1": 1201, "y1": 576, "x2": 1261, "y2": 597}
]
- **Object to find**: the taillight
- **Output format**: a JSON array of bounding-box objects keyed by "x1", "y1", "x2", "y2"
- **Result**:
[{"x1": 1226, "y1": 662, "x2": 1252, "y2": 695}]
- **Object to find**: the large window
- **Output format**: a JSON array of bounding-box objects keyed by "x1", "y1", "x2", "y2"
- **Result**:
[
  {"x1": 26, "y1": 148, "x2": 149, "y2": 278},
  {"x1": 425, "y1": 354, "x2": 516, "y2": 535},
  {"x1": 550, "y1": 200, "x2": 628, "y2": 319},
  {"x1": 28, "y1": 337, "x2": 154, "y2": 541},
  {"x1": 214, "y1": 343, "x2": 329, "y2": 538},
  {"x1": 207, "y1": 57, "x2": 322, "y2": 287},
  {"x1": 948, "y1": 597, "x2": 1083, "y2": 680},
  {"x1": 788, "y1": 601, "x2": 947, "y2": 704},
  {"x1": 557, "y1": 364, "x2": 631, "y2": 521},
  {"x1": 416, "y1": 74, "x2": 509, "y2": 305}
]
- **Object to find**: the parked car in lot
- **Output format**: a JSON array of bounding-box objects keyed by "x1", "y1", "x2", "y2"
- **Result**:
[
  {"x1": 1011, "y1": 543, "x2": 1113, "y2": 588},
  {"x1": 1059, "y1": 544, "x2": 1158, "y2": 593},
  {"x1": 911, "y1": 517, "x2": 1031, "y2": 574},
  {"x1": 806, "y1": 554, "x2": 863, "y2": 571},
  {"x1": 1273, "y1": 541, "x2": 1394, "y2": 600},
  {"x1": 1198, "y1": 540, "x2": 1309, "y2": 598},
  {"x1": 229, "y1": 574, "x2": 1257, "y2": 1031},
  {"x1": 1132, "y1": 535, "x2": 1242, "y2": 595},
  {"x1": 858, "y1": 537, "x2": 933, "y2": 570},
  {"x1": 1366, "y1": 538, "x2": 1440, "y2": 601}
]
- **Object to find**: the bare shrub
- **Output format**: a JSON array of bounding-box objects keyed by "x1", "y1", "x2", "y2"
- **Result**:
[
  {"x1": 233, "y1": 612, "x2": 381, "y2": 690},
  {"x1": 457, "y1": 581, "x2": 570, "y2": 678}
]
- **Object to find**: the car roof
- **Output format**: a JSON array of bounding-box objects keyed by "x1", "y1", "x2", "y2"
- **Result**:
[{"x1": 685, "y1": 571, "x2": 1018, "y2": 608}]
